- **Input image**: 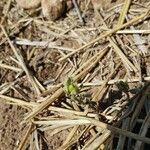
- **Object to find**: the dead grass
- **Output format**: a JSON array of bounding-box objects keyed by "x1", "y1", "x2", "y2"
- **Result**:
[{"x1": 0, "y1": 0, "x2": 150, "y2": 149}]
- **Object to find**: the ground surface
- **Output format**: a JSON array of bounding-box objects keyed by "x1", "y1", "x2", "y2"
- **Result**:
[{"x1": 0, "y1": 0, "x2": 150, "y2": 150}]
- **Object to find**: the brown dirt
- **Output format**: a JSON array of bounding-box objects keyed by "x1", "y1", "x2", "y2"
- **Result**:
[
  {"x1": 0, "y1": 103, "x2": 26, "y2": 150},
  {"x1": 0, "y1": 0, "x2": 150, "y2": 150}
]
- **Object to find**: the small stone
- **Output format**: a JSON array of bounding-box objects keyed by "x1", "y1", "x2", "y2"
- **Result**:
[
  {"x1": 7, "y1": 72, "x2": 15, "y2": 82},
  {"x1": 15, "y1": 0, "x2": 41, "y2": 9},
  {"x1": 41, "y1": 0, "x2": 66, "y2": 21}
]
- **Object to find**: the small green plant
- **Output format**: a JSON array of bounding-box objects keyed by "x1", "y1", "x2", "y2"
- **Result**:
[
  {"x1": 64, "y1": 77, "x2": 79, "y2": 96},
  {"x1": 63, "y1": 77, "x2": 97, "y2": 110}
]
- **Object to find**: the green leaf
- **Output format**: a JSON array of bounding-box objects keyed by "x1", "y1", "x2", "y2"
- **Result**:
[{"x1": 64, "y1": 77, "x2": 79, "y2": 95}]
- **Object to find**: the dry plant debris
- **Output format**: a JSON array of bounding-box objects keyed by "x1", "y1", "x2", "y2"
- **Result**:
[{"x1": 0, "y1": 0, "x2": 150, "y2": 150}]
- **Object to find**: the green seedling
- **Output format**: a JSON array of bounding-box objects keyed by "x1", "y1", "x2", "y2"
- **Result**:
[{"x1": 64, "y1": 77, "x2": 79, "y2": 96}]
